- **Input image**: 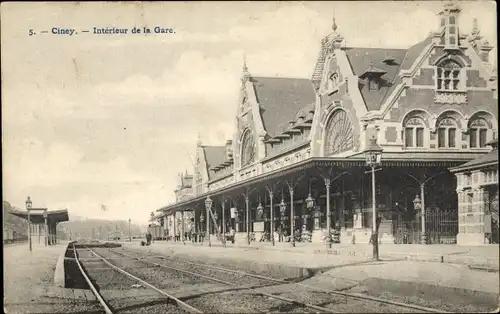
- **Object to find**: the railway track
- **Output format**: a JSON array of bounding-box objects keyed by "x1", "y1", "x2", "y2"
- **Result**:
[
  {"x1": 109, "y1": 247, "x2": 450, "y2": 313},
  {"x1": 77, "y1": 245, "x2": 342, "y2": 313},
  {"x1": 72, "y1": 244, "x2": 198, "y2": 313}
]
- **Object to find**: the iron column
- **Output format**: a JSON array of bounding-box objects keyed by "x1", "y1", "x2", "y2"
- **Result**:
[
  {"x1": 245, "y1": 196, "x2": 250, "y2": 246},
  {"x1": 325, "y1": 178, "x2": 331, "y2": 248},
  {"x1": 371, "y1": 165, "x2": 379, "y2": 260},
  {"x1": 290, "y1": 189, "x2": 295, "y2": 247},
  {"x1": 269, "y1": 191, "x2": 275, "y2": 246},
  {"x1": 420, "y1": 184, "x2": 426, "y2": 244}
]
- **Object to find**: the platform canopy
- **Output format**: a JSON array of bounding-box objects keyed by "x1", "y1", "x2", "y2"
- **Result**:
[{"x1": 9, "y1": 208, "x2": 69, "y2": 224}]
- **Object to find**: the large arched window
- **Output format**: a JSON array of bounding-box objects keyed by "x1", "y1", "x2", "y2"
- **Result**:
[
  {"x1": 437, "y1": 60, "x2": 462, "y2": 91},
  {"x1": 240, "y1": 130, "x2": 255, "y2": 167},
  {"x1": 469, "y1": 117, "x2": 491, "y2": 148},
  {"x1": 437, "y1": 117, "x2": 458, "y2": 148},
  {"x1": 324, "y1": 109, "x2": 354, "y2": 155},
  {"x1": 404, "y1": 117, "x2": 425, "y2": 148}
]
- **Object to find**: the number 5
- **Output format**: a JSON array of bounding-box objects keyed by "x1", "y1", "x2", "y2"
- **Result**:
[{"x1": 29, "y1": 29, "x2": 34, "y2": 36}]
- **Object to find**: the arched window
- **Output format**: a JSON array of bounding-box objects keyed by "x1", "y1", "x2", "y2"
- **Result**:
[
  {"x1": 241, "y1": 130, "x2": 255, "y2": 167},
  {"x1": 437, "y1": 117, "x2": 458, "y2": 148},
  {"x1": 324, "y1": 110, "x2": 354, "y2": 155},
  {"x1": 437, "y1": 60, "x2": 461, "y2": 91},
  {"x1": 404, "y1": 118, "x2": 425, "y2": 148},
  {"x1": 469, "y1": 118, "x2": 489, "y2": 148}
]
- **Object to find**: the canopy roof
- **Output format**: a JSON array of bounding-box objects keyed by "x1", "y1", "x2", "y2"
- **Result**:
[{"x1": 9, "y1": 208, "x2": 69, "y2": 224}]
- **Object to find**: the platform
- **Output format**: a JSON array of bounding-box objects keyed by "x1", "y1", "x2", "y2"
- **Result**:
[
  {"x1": 139, "y1": 239, "x2": 500, "y2": 269},
  {"x1": 123, "y1": 241, "x2": 500, "y2": 310},
  {"x1": 3, "y1": 241, "x2": 97, "y2": 314}
]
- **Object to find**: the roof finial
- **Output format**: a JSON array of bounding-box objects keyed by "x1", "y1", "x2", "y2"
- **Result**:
[
  {"x1": 332, "y1": 9, "x2": 338, "y2": 32},
  {"x1": 242, "y1": 53, "x2": 251, "y2": 82},
  {"x1": 197, "y1": 132, "x2": 202, "y2": 147}
]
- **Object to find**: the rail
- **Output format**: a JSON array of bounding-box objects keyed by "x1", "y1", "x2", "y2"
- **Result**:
[
  {"x1": 71, "y1": 243, "x2": 114, "y2": 314},
  {"x1": 84, "y1": 246, "x2": 203, "y2": 313},
  {"x1": 117, "y1": 247, "x2": 451, "y2": 313}
]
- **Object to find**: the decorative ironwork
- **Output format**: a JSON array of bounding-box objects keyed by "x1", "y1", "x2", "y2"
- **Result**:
[
  {"x1": 406, "y1": 118, "x2": 424, "y2": 126},
  {"x1": 434, "y1": 92, "x2": 467, "y2": 104},
  {"x1": 438, "y1": 117, "x2": 457, "y2": 127},
  {"x1": 241, "y1": 130, "x2": 255, "y2": 167},
  {"x1": 325, "y1": 110, "x2": 354, "y2": 155},
  {"x1": 470, "y1": 119, "x2": 487, "y2": 127}
]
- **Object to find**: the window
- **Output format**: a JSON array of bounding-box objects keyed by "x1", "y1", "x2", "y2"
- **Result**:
[
  {"x1": 437, "y1": 117, "x2": 458, "y2": 148},
  {"x1": 437, "y1": 60, "x2": 461, "y2": 91},
  {"x1": 241, "y1": 130, "x2": 255, "y2": 167},
  {"x1": 469, "y1": 119, "x2": 489, "y2": 148},
  {"x1": 404, "y1": 118, "x2": 425, "y2": 148}
]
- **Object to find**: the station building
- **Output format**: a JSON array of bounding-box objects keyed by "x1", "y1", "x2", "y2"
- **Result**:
[{"x1": 154, "y1": 3, "x2": 498, "y2": 246}]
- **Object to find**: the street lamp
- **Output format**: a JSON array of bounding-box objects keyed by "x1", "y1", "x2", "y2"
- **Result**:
[
  {"x1": 365, "y1": 136, "x2": 383, "y2": 261},
  {"x1": 26, "y1": 197, "x2": 32, "y2": 251},
  {"x1": 205, "y1": 196, "x2": 212, "y2": 247},
  {"x1": 43, "y1": 209, "x2": 48, "y2": 246},
  {"x1": 128, "y1": 218, "x2": 132, "y2": 242},
  {"x1": 257, "y1": 202, "x2": 264, "y2": 220},
  {"x1": 279, "y1": 197, "x2": 286, "y2": 217},
  {"x1": 413, "y1": 195, "x2": 422, "y2": 211}
]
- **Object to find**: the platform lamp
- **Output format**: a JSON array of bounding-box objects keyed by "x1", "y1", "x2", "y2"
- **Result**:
[
  {"x1": 413, "y1": 194, "x2": 423, "y2": 243},
  {"x1": 279, "y1": 193, "x2": 286, "y2": 217},
  {"x1": 26, "y1": 196, "x2": 33, "y2": 251},
  {"x1": 305, "y1": 180, "x2": 315, "y2": 210},
  {"x1": 205, "y1": 196, "x2": 212, "y2": 247},
  {"x1": 279, "y1": 192, "x2": 287, "y2": 242},
  {"x1": 305, "y1": 181, "x2": 315, "y2": 242},
  {"x1": 128, "y1": 218, "x2": 132, "y2": 242},
  {"x1": 364, "y1": 135, "x2": 383, "y2": 261}
]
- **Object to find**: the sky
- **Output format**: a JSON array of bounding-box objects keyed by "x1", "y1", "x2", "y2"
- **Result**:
[{"x1": 1, "y1": 1, "x2": 496, "y2": 224}]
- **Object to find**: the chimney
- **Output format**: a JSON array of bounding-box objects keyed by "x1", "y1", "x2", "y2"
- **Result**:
[{"x1": 225, "y1": 140, "x2": 233, "y2": 160}]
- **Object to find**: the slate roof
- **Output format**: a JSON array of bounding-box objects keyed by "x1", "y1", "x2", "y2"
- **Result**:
[
  {"x1": 450, "y1": 140, "x2": 499, "y2": 172},
  {"x1": 344, "y1": 47, "x2": 407, "y2": 111},
  {"x1": 251, "y1": 77, "x2": 316, "y2": 138},
  {"x1": 202, "y1": 146, "x2": 227, "y2": 180}
]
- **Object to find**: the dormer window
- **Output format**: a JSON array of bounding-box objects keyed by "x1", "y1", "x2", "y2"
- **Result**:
[
  {"x1": 327, "y1": 71, "x2": 340, "y2": 94},
  {"x1": 437, "y1": 60, "x2": 462, "y2": 91},
  {"x1": 359, "y1": 64, "x2": 386, "y2": 91}
]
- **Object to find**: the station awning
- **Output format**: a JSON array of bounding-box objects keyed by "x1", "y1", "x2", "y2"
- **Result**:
[
  {"x1": 154, "y1": 154, "x2": 476, "y2": 217},
  {"x1": 9, "y1": 208, "x2": 69, "y2": 224}
]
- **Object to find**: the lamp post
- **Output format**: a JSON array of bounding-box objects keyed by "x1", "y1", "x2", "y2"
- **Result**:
[
  {"x1": 364, "y1": 136, "x2": 383, "y2": 261},
  {"x1": 205, "y1": 196, "x2": 212, "y2": 247},
  {"x1": 199, "y1": 211, "x2": 204, "y2": 242},
  {"x1": 26, "y1": 197, "x2": 33, "y2": 251},
  {"x1": 407, "y1": 171, "x2": 447, "y2": 244},
  {"x1": 128, "y1": 218, "x2": 132, "y2": 242},
  {"x1": 43, "y1": 209, "x2": 48, "y2": 246}
]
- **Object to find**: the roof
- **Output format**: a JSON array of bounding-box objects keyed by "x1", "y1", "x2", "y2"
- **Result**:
[
  {"x1": 400, "y1": 37, "x2": 432, "y2": 71},
  {"x1": 251, "y1": 77, "x2": 316, "y2": 137},
  {"x1": 8, "y1": 208, "x2": 70, "y2": 224},
  {"x1": 450, "y1": 147, "x2": 498, "y2": 172},
  {"x1": 202, "y1": 146, "x2": 227, "y2": 180},
  {"x1": 344, "y1": 47, "x2": 407, "y2": 111}
]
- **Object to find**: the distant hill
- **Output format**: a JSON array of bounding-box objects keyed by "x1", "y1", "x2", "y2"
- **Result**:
[
  {"x1": 58, "y1": 218, "x2": 145, "y2": 240},
  {"x1": 3, "y1": 201, "x2": 28, "y2": 236},
  {"x1": 3, "y1": 200, "x2": 145, "y2": 240}
]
